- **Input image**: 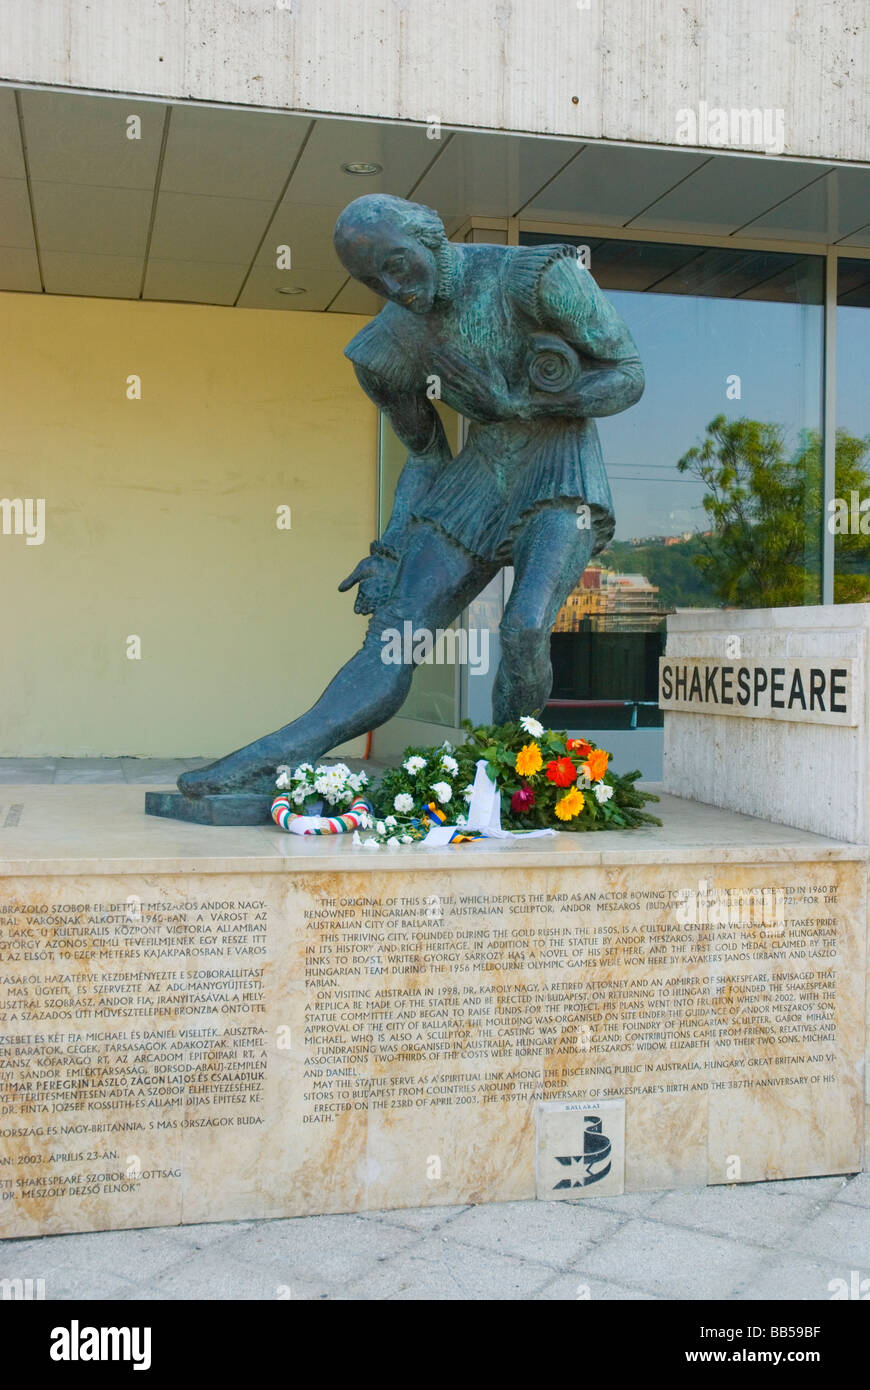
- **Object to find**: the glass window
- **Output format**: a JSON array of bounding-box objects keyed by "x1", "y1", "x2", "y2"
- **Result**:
[
  {"x1": 521, "y1": 233, "x2": 825, "y2": 731},
  {"x1": 834, "y1": 257, "x2": 870, "y2": 601}
]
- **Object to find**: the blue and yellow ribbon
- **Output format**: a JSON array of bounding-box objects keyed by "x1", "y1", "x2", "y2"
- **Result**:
[{"x1": 421, "y1": 801, "x2": 483, "y2": 843}]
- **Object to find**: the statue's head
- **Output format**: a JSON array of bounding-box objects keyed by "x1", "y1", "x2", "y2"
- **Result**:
[{"x1": 334, "y1": 194, "x2": 450, "y2": 314}]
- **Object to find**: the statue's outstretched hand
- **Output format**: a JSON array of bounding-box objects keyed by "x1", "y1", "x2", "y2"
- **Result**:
[{"x1": 338, "y1": 551, "x2": 397, "y2": 614}]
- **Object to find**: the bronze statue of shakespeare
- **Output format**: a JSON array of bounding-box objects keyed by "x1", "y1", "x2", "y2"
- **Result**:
[{"x1": 147, "y1": 194, "x2": 644, "y2": 823}]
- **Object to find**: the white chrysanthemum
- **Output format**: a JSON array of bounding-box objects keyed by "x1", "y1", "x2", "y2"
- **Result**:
[
  {"x1": 359, "y1": 812, "x2": 372, "y2": 828},
  {"x1": 401, "y1": 835, "x2": 414, "y2": 844},
  {"x1": 362, "y1": 838, "x2": 380, "y2": 851},
  {"x1": 309, "y1": 760, "x2": 357, "y2": 806},
  {"x1": 291, "y1": 786, "x2": 308, "y2": 805},
  {"x1": 394, "y1": 792, "x2": 414, "y2": 814},
  {"x1": 594, "y1": 783, "x2": 614, "y2": 804},
  {"x1": 403, "y1": 755, "x2": 427, "y2": 774},
  {"x1": 376, "y1": 820, "x2": 386, "y2": 835},
  {"x1": 462, "y1": 785, "x2": 474, "y2": 802},
  {"x1": 431, "y1": 781, "x2": 452, "y2": 804},
  {"x1": 275, "y1": 771, "x2": 290, "y2": 790},
  {"x1": 520, "y1": 715, "x2": 544, "y2": 738},
  {"x1": 318, "y1": 762, "x2": 347, "y2": 779},
  {"x1": 440, "y1": 754, "x2": 459, "y2": 776},
  {"x1": 385, "y1": 815, "x2": 397, "y2": 827},
  {"x1": 293, "y1": 763, "x2": 313, "y2": 781},
  {"x1": 387, "y1": 836, "x2": 401, "y2": 847}
]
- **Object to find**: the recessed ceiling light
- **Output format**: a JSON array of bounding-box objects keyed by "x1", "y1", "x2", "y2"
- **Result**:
[
  {"x1": 276, "y1": 286, "x2": 307, "y2": 295},
  {"x1": 341, "y1": 161, "x2": 382, "y2": 176}
]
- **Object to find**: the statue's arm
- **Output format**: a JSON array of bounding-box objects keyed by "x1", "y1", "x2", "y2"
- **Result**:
[
  {"x1": 354, "y1": 363, "x2": 453, "y2": 553},
  {"x1": 532, "y1": 258, "x2": 645, "y2": 417},
  {"x1": 353, "y1": 364, "x2": 451, "y2": 462},
  {"x1": 338, "y1": 365, "x2": 453, "y2": 613}
]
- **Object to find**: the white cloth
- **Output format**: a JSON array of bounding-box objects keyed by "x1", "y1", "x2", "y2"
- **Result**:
[
  {"x1": 422, "y1": 758, "x2": 557, "y2": 846},
  {"x1": 283, "y1": 814, "x2": 329, "y2": 835}
]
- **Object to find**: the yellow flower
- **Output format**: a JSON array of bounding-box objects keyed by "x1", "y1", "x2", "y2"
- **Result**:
[
  {"x1": 515, "y1": 742, "x2": 543, "y2": 777},
  {"x1": 555, "y1": 787, "x2": 585, "y2": 821}
]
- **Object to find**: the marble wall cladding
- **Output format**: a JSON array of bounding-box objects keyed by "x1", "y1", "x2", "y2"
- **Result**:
[
  {"x1": 662, "y1": 606, "x2": 870, "y2": 843},
  {"x1": 0, "y1": 856, "x2": 863, "y2": 1237}
]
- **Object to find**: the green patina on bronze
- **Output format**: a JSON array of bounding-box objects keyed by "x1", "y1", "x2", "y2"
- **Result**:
[{"x1": 146, "y1": 195, "x2": 644, "y2": 824}]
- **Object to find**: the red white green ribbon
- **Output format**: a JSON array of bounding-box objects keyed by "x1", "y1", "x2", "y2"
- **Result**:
[{"x1": 271, "y1": 795, "x2": 372, "y2": 835}]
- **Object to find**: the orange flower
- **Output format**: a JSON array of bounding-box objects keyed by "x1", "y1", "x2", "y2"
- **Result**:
[
  {"x1": 515, "y1": 742, "x2": 543, "y2": 778},
  {"x1": 566, "y1": 738, "x2": 592, "y2": 756},
  {"x1": 582, "y1": 748, "x2": 609, "y2": 783},
  {"x1": 546, "y1": 756, "x2": 577, "y2": 788},
  {"x1": 555, "y1": 787, "x2": 585, "y2": 821}
]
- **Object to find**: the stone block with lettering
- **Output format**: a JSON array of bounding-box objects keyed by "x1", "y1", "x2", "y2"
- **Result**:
[
  {"x1": 0, "y1": 786, "x2": 864, "y2": 1238},
  {"x1": 661, "y1": 606, "x2": 870, "y2": 843}
]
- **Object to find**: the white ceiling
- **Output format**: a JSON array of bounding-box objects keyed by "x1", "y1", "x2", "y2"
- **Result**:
[{"x1": 1, "y1": 86, "x2": 869, "y2": 313}]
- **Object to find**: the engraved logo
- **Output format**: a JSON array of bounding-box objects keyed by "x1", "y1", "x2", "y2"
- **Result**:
[{"x1": 553, "y1": 1114, "x2": 612, "y2": 1188}]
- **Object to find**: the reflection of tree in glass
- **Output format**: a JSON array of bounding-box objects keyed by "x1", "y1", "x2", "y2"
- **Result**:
[{"x1": 676, "y1": 415, "x2": 870, "y2": 607}]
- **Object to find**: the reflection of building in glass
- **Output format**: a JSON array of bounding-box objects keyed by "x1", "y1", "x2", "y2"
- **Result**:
[
  {"x1": 553, "y1": 567, "x2": 607, "y2": 630},
  {"x1": 554, "y1": 566, "x2": 670, "y2": 633},
  {"x1": 599, "y1": 571, "x2": 668, "y2": 632}
]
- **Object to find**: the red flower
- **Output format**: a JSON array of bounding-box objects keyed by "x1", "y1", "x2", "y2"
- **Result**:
[
  {"x1": 566, "y1": 738, "x2": 592, "y2": 756},
  {"x1": 545, "y1": 756, "x2": 577, "y2": 788},
  {"x1": 511, "y1": 783, "x2": 536, "y2": 813}
]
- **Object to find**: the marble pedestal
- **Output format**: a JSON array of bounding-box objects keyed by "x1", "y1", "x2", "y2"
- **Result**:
[{"x1": 0, "y1": 785, "x2": 865, "y2": 1239}]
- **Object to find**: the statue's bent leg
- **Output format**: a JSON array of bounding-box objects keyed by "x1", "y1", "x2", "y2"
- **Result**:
[
  {"x1": 178, "y1": 525, "x2": 495, "y2": 797},
  {"x1": 492, "y1": 506, "x2": 595, "y2": 723}
]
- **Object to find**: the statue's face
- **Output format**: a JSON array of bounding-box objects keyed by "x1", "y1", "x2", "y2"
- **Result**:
[{"x1": 338, "y1": 223, "x2": 439, "y2": 314}]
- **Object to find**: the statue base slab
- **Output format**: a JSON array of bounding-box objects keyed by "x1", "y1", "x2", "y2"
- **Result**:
[
  {"x1": 0, "y1": 784, "x2": 865, "y2": 1239},
  {"x1": 144, "y1": 790, "x2": 274, "y2": 825}
]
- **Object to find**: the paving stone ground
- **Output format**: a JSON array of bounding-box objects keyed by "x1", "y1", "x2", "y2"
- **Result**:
[
  {"x1": 2, "y1": 1175, "x2": 868, "y2": 1301},
  {"x1": 1, "y1": 762, "x2": 867, "y2": 1300}
]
